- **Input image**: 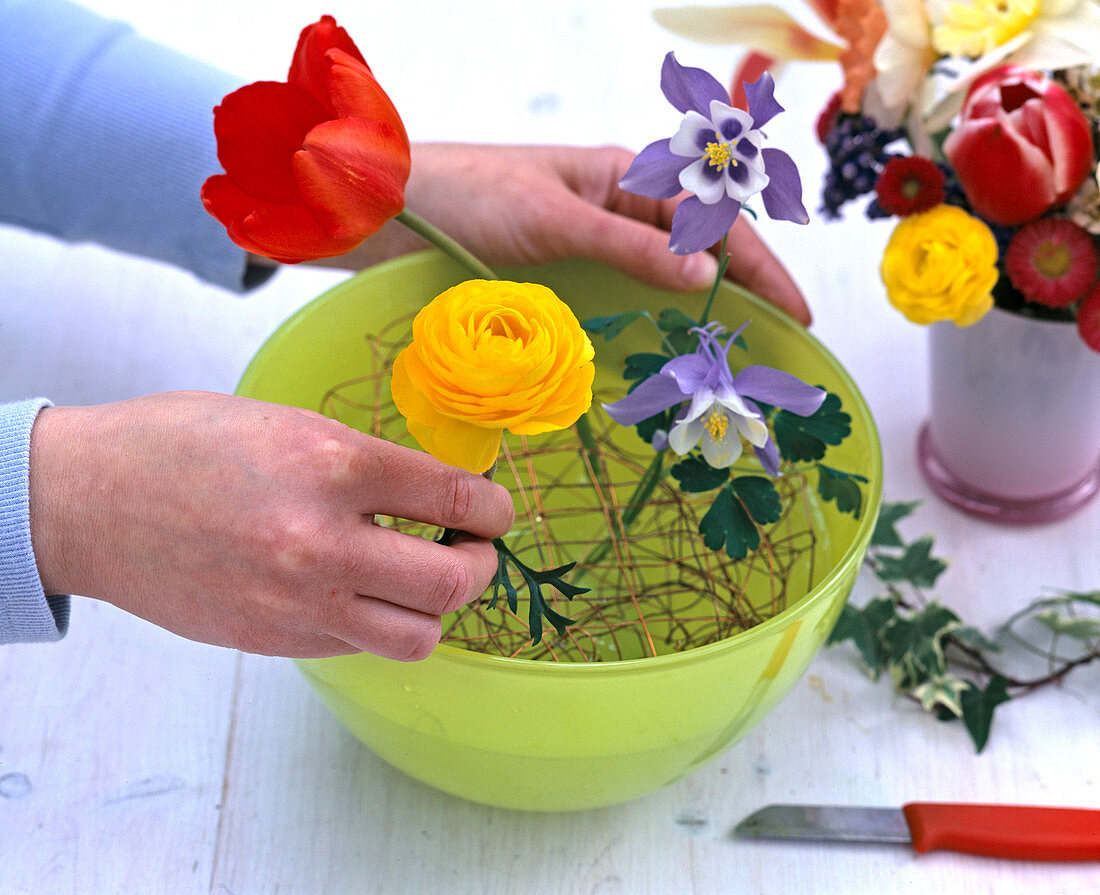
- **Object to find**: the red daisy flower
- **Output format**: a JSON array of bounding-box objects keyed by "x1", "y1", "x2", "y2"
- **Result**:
[
  {"x1": 1005, "y1": 218, "x2": 1099, "y2": 307},
  {"x1": 874, "y1": 156, "x2": 945, "y2": 216},
  {"x1": 1078, "y1": 282, "x2": 1100, "y2": 353}
]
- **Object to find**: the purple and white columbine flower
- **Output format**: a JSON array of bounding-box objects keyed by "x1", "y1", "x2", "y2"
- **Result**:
[
  {"x1": 603, "y1": 322, "x2": 825, "y2": 474},
  {"x1": 619, "y1": 53, "x2": 809, "y2": 255}
]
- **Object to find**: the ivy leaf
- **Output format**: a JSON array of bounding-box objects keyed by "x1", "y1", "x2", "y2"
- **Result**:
[
  {"x1": 871, "y1": 500, "x2": 922, "y2": 548},
  {"x1": 874, "y1": 535, "x2": 948, "y2": 588},
  {"x1": 670, "y1": 456, "x2": 730, "y2": 492},
  {"x1": 817, "y1": 465, "x2": 868, "y2": 518},
  {"x1": 731, "y1": 475, "x2": 782, "y2": 526},
  {"x1": 880, "y1": 601, "x2": 961, "y2": 689},
  {"x1": 773, "y1": 392, "x2": 851, "y2": 462},
  {"x1": 950, "y1": 624, "x2": 1002, "y2": 653},
  {"x1": 1033, "y1": 610, "x2": 1100, "y2": 641},
  {"x1": 913, "y1": 674, "x2": 970, "y2": 717},
  {"x1": 623, "y1": 352, "x2": 669, "y2": 381},
  {"x1": 699, "y1": 484, "x2": 760, "y2": 560},
  {"x1": 828, "y1": 597, "x2": 896, "y2": 676},
  {"x1": 582, "y1": 310, "x2": 644, "y2": 340},
  {"x1": 959, "y1": 676, "x2": 1010, "y2": 753}
]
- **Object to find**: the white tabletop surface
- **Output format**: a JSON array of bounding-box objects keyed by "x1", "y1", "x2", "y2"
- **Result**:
[{"x1": 2, "y1": 2, "x2": 1098, "y2": 893}]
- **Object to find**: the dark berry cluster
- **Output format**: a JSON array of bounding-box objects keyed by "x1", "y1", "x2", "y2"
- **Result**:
[{"x1": 820, "y1": 114, "x2": 905, "y2": 219}]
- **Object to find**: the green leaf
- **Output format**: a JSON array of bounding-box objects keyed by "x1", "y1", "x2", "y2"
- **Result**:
[
  {"x1": 913, "y1": 675, "x2": 969, "y2": 717},
  {"x1": 623, "y1": 352, "x2": 669, "y2": 381},
  {"x1": 1033, "y1": 610, "x2": 1100, "y2": 641},
  {"x1": 874, "y1": 535, "x2": 948, "y2": 588},
  {"x1": 489, "y1": 550, "x2": 518, "y2": 613},
  {"x1": 670, "y1": 456, "x2": 730, "y2": 492},
  {"x1": 950, "y1": 624, "x2": 1001, "y2": 653},
  {"x1": 817, "y1": 465, "x2": 867, "y2": 518},
  {"x1": 773, "y1": 392, "x2": 851, "y2": 463},
  {"x1": 828, "y1": 598, "x2": 895, "y2": 676},
  {"x1": 699, "y1": 484, "x2": 760, "y2": 560},
  {"x1": 879, "y1": 601, "x2": 961, "y2": 689},
  {"x1": 959, "y1": 676, "x2": 1010, "y2": 753},
  {"x1": 656, "y1": 307, "x2": 698, "y2": 354},
  {"x1": 491, "y1": 540, "x2": 588, "y2": 645},
  {"x1": 582, "y1": 310, "x2": 644, "y2": 340},
  {"x1": 656, "y1": 307, "x2": 697, "y2": 332},
  {"x1": 730, "y1": 475, "x2": 782, "y2": 526},
  {"x1": 870, "y1": 500, "x2": 922, "y2": 547}
]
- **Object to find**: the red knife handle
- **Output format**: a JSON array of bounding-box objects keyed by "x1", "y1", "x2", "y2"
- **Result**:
[{"x1": 902, "y1": 802, "x2": 1100, "y2": 861}]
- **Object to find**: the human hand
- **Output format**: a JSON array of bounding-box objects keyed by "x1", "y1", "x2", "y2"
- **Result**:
[
  {"x1": 28, "y1": 392, "x2": 514, "y2": 660},
  {"x1": 315, "y1": 143, "x2": 811, "y2": 325}
]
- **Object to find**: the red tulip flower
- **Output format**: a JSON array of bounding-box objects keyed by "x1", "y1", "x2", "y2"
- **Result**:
[
  {"x1": 943, "y1": 65, "x2": 1094, "y2": 227},
  {"x1": 202, "y1": 16, "x2": 411, "y2": 263}
]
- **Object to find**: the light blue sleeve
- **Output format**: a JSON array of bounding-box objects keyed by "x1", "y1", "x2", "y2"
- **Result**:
[
  {"x1": 0, "y1": 0, "x2": 267, "y2": 291},
  {"x1": 0, "y1": 399, "x2": 70, "y2": 644}
]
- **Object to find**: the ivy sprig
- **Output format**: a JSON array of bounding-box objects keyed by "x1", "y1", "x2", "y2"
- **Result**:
[{"x1": 828, "y1": 500, "x2": 1100, "y2": 752}]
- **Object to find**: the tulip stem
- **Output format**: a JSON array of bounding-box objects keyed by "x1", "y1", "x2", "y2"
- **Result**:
[{"x1": 397, "y1": 209, "x2": 499, "y2": 280}]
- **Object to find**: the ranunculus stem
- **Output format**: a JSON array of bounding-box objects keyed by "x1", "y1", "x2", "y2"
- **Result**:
[{"x1": 396, "y1": 209, "x2": 498, "y2": 280}]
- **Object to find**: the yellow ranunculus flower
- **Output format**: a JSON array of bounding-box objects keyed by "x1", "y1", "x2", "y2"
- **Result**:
[
  {"x1": 879, "y1": 204, "x2": 998, "y2": 326},
  {"x1": 390, "y1": 279, "x2": 596, "y2": 473}
]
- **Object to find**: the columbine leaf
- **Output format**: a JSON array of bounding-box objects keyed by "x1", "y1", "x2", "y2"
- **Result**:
[
  {"x1": 913, "y1": 674, "x2": 969, "y2": 717},
  {"x1": 817, "y1": 465, "x2": 868, "y2": 518},
  {"x1": 656, "y1": 307, "x2": 698, "y2": 353},
  {"x1": 583, "y1": 310, "x2": 644, "y2": 340},
  {"x1": 731, "y1": 475, "x2": 782, "y2": 526},
  {"x1": 699, "y1": 484, "x2": 760, "y2": 560},
  {"x1": 773, "y1": 392, "x2": 851, "y2": 462},
  {"x1": 656, "y1": 307, "x2": 697, "y2": 331},
  {"x1": 959, "y1": 676, "x2": 1010, "y2": 753},
  {"x1": 871, "y1": 500, "x2": 922, "y2": 547},
  {"x1": 623, "y1": 352, "x2": 670, "y2": 381},
  {"x1": 874, "y1": 535, "x2": 948, "y2": 588},
  {"x1": 670, "y1": 455, "x2": 730, "y2": 492}
]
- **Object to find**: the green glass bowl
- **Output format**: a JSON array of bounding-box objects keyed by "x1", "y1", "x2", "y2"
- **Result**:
[{"x1": 236, "y1": 251, "x2": 882, "y2": 811}]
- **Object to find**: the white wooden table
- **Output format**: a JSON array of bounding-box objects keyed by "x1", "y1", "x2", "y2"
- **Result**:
[{"x1": 2, "y1": 2, "x2": 1098, "y2": 892}]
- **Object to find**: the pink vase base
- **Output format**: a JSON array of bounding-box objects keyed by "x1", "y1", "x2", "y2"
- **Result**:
[{"x1": 918, "y1": 423, "x2": 1100, "y2": 525}]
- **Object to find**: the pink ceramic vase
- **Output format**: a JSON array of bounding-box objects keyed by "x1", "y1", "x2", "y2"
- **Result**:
[{"x1": 918, "y1": 307, "x2": 1100, "y2": 523}]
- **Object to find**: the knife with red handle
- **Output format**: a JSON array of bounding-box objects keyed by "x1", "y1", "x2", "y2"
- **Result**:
[{"x1": 735, "y1": 802, "x2": 1100, "y2": 861}]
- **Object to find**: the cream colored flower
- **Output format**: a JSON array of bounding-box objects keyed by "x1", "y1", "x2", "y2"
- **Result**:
[{"x1": 874, "y1": 0, "x2": 1100, "y2": 131}]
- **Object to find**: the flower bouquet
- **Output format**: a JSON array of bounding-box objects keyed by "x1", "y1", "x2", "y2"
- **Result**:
[
  {"x1": 216, "y1": 17, "x2": 882, "y2": 809},
  {"x1": 658, "y1": 0, "x2": 1100, "y2": 522}
]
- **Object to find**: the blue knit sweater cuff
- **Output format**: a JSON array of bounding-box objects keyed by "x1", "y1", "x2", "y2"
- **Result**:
[{"x1": 0, "y1": 398, "x2": 70, "y2": 643}]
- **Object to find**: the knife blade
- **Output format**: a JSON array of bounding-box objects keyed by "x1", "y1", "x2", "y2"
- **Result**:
[{"x1": 734, "y1": 803, "x2": 1100, "y2": 861}]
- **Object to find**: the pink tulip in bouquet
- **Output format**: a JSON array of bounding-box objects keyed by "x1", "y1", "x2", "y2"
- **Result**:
[{"x1": 656, "y1": 0, "x2": 1100, "y2": 352}]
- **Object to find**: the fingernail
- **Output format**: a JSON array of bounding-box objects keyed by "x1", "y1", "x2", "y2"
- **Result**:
[{"x1": 681, "y1": 252, "x2": 719, "y2": 290}]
